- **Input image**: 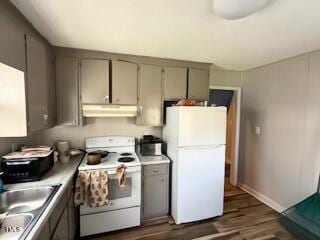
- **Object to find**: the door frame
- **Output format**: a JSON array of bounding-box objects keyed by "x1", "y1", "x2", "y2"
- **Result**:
[{"x1": 209, "y1": 85, "x2": 241, "y2": 186}]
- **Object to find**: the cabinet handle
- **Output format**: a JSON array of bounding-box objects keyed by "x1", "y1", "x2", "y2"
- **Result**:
[
  {"x1": 104, "y1": 95, "x2": 109, "y2": 103},
  {"x1": 72, "y1": 120, "x2": 77, "y2": 124},
  {"x1": 153, "y1": 169, "x2": 159, "y2": 173},
  {"x1": 43, "y1": 114, "x2": 49, "y2": 121}
]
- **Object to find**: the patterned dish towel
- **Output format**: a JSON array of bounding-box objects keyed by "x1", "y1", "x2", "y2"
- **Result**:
[
  {"x1": 74, "y1": 171, "x2": 91, "y2": 207},
  {"x1": 89, "y1": 170, "x2": 109, "y2": 207},
  {"x1": 116, "y1": 165, "x2": 127, "y2": 188},
  {"x1": 74, "y1": 170, "x2": 109, "y2": 207}
]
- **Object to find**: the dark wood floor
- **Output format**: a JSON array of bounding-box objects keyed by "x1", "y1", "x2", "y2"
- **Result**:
[{"x1": 86, "y1": 173, "x2": 295, "y2": 240}]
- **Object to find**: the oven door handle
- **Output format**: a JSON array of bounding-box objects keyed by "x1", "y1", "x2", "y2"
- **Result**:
[{"x1": 107, "y1": 168, "x2": 140, "y2": 175}]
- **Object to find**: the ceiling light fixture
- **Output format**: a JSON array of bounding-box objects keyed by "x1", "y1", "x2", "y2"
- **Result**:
[{"x1": 213, "y1": 0, "x2": 267, "y2": 20}]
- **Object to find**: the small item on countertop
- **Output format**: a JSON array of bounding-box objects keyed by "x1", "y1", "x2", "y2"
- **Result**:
[
  {"x1": 0, "y1": 172, "x2": 4, "y2": 193},
  {"x1": 56, "y1": 141, "x2": 70, "y2": 163},
  {"x1": 21, "y1": 145, "x2": 51, "y2": 152},
  {"x1": 116, "y1": 165, "x2": 127, "y2": 188},
  {"x1": 86, "y1": 152, "x2": 102, "y2": 165},
  {"x1": 2, "y1": 149, "x2": 53, "y2": 159},
  {"x1": 69, "y1": 149, "x2": 82, "y2": 157},
  {"x1": 89, "y1": 170, "x2": 109, "y2": 207},
  {"x1": 74, "y1": 171, "x2": 91, "y2": 207},
  {"x1": 0, "y1": 212, "x2": 8, "y2": 228},
  {"x1": 54, "y1": 151, "x2": 59, "y2": 162},
  {"x1": 176, "y1": 98, "x2": 196, "y2": 106}
]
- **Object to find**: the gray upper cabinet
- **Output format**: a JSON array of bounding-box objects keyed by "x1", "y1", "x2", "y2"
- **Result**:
[
  {"x1": 163, "y1": 67, "x2": 187, "y2": 99},
  {"x1": 80, "y1": 59, "x2": 110, "y2": 104},
  {"x1": 188, "y1": 68, "x2": 209, "y2": 100},
  {"x1": 137, "y1": 64, "x2": 162, "y2": 126},
  {"x1": 0, "y1": 15, "x2": 25, "y2": 71},
  {"x1": 56, "y1": 57, "x2": 80, "y2": 126},
  {"x1": 112, "y1": 60, "x2": 138, "y2": 105},
  {"x1": 26, "y1": 34, "x2": 49, "y2": 132}
]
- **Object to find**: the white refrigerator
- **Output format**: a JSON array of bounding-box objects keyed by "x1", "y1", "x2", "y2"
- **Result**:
[{"x1": 163, "y1": 106, "x2": 227, "y2": 224}]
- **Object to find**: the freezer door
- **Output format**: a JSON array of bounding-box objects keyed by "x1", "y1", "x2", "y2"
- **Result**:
[
  {"x1": 172, "y1": 145, "x2": 225, "y2": 224},
  {"x1": 178, "y1": 107, "x2": 227, "y2": 147}
]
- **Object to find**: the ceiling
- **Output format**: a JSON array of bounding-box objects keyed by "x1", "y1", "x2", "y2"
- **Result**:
[{"x1": 10, "y1": 0, "x2": 320, "y2": 71}]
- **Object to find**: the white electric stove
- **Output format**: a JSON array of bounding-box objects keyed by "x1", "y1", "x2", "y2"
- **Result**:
[{"x1": 78, "y1": 136, "x2": 141, "y2": 237}]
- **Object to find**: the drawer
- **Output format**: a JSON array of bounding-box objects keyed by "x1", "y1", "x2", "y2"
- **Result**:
[
  {"x1": 49, "y1": 191, "x2": 67, "y2": 233},
  {"x1": 143, "y1": 164, "x2": 168, "y2": 176}
]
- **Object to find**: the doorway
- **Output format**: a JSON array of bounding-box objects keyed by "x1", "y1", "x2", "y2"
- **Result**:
[{"x1": 208, "y1": 86, "x2": 241, "y2": 186}]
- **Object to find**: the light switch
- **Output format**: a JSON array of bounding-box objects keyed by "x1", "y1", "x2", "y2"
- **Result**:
[{"x1": 255, "y1": 126, "x2": 261, "y2": 135}]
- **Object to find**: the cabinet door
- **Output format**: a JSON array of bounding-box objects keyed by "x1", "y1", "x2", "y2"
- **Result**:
[
  {"x1": 137, "y1": 65, "x2": 162, "y2": 126},
  {"x1": 143, "y1": 174, "x2": 169, "y2": 219},
  {"x1": 52, "y1": 207, "x2": 69, "y2": 240},
  {"x1": 56, "y1": 57, "x2": 79, "y2": 126},
  {"x1": 80, "y1": 59, "x2": 109, "y2": 104},
  {"x1": 26, "y1": 34, "x2": 49, "y2": 132},
  {"x1": 112, "y1": 61, "x2": 138, "y2": 104},
  {"x1": 67, "y1": 193, "x2": 77, "y2": 240},
  {"x1": 0, "y1": 14, "x2": 25, "y2": 71},
  {"x1": 163, "y1": 67, "x2": 187, "y2": 99},
  {"x1": 188, "y1": 68, "x2": 209, "y2": 100}
]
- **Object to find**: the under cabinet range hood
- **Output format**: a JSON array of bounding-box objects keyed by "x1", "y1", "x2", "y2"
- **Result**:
[{"x1": 82, "y1": 105, "x2": 137, "y2": 117}]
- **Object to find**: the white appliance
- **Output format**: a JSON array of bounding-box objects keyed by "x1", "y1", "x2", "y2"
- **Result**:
[
  {"x1": 78, "y1": 136, "x2": 141, "y2": 237},
  {"x1": 163, "y1": 106, "x2": 227, "y2": 224}
]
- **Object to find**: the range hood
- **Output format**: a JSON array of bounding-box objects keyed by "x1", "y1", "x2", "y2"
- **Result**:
[{"x1": 82, "y1": 105, "x2": 137, "y2": 117}]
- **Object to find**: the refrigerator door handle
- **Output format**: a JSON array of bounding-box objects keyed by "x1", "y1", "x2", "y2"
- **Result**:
[{"x1": 180, "y1": 144, "x2": 225, "y2": 150}]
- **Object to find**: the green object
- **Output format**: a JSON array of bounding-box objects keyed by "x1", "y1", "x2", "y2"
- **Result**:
[{"x1": 280, "y1": 178, "x2": 320, "y2": 239}]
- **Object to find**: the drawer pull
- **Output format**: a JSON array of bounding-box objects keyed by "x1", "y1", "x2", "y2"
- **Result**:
[{"x1": 153, "y1": 169, "x2": 159, "y2": 173}]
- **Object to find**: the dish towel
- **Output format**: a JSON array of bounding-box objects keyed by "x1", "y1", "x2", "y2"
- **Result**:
[
  {"x1": 89, "y1": 170, "x2": 109, "y2": 207},
  {"x1": 74, "y1": 171, "x2": 91, "y2": 207},
  {"x1": 116, "y1": 165, "x2": 127, "y2": 188}
]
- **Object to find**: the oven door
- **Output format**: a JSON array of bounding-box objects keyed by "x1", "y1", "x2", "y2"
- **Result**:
[{"x1": 80, "y1": 166, "x2": 141, "y2": 215}]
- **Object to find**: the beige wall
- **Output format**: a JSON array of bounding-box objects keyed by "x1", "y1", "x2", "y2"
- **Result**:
[
  {"x1": 240, "y1": 51, "x2": 320, "y2": 209},
  {"x1": 210, "y1": 66, "x2": 242, "y2": 87},
  {"x1": 36, "y1": 118, "x2": 161, "y2": 148}
]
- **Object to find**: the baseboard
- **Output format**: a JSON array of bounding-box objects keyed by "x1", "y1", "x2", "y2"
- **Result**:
[{"x1": 239, "y1": 183, "x2": 286, "y2": 212}]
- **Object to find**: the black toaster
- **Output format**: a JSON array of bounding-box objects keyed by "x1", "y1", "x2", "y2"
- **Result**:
[{"x1": 1, "y1": 151, "x2": 54, "y2": 183}]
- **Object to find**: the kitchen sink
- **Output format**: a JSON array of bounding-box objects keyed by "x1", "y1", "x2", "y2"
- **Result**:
[
  {"x1": 0, "y1": 185, "x2": 60, "y2": 240},
  {"x1": 0, "y1": 186, "x2": 55, "y2": 214},
  {"x1": 0, "y1": 213, "x2": 33, "y2": 240}
]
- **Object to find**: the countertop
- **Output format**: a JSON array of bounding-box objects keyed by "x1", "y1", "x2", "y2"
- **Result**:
[
  {"x1": 137, "y1": 151, "x2": 170, "y2": 165},
  {"x1": 5, "y1": 154, "x2": 84, "y2": 240}
]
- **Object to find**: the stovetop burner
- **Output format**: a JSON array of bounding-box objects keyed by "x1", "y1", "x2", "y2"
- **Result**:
[
  {"x1": 120, "y1": 153, "x2": 132, "y2": 156},
  {"x1": 117, "y1": 157, "x2": 135, "y2": 163}
]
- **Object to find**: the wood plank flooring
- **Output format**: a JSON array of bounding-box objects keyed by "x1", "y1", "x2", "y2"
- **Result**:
[{"x1": 84, "y1": 178, "x2": 296, "y2": 240}]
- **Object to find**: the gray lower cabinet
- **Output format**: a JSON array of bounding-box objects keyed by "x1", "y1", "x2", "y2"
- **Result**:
[
  {"x1": 136, "y1": 64, "x2": 162, "y2": 126},
  {"x1": 26, "y1": 34, "x2": 50, "y2": 132},
  {"x1": 188, "y1": 68, "x2": 209, "y2": 100},
  {"x1": 36, "y1": 181, "x2": 76, "y2": 240},
  {"x1": 67, "y1": 193, "x2": 77, "y2": 240},
  {"x1": 142, "y1": 164, "x2": 169, "y2": 220},
  {"x1": 52, "y1": 207, "x2": 68, "y2": 240},
  {"x1": 56, "y1": 57, "x2": 80, "y2": 126},
  {"x1": 163, "y1": 67, "x2": 187, "y2": 100},
  {"x1": 80, "y1": 58, "x2": 110, "y2": 104},
  {"x1": 112, "y1": 60, "x2": 138, "y2": 105}
]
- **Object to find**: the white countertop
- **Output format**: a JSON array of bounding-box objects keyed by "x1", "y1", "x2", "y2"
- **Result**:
[
  {"x1": 5, "y1": 154, "x2": 84, "y2": 240},
  {"x1": 137, "y1": 151, "x2": 170, "y2": 165}
]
